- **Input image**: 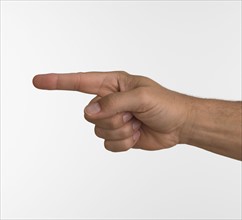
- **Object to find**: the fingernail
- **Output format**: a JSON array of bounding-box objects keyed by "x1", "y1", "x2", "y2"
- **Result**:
[
  {"x1": 133, "y1": 130, "x2": 140, "y2": 141},
  {"x1": 123, "y1": 112, "x2": 133, "y2": 123},
  {"x1": 133, "y1": 120, "x2": 141, "y2": 130},
  {"x1": 85, "y1": 102, "x2": 101, "y2": 115}
]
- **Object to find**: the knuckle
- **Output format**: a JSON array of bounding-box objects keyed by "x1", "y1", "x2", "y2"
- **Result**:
[
  {"x1": 116, "y1": 71, "x2": 135, "y2": 91},
  {"x1": 107, "y1": 116, "x2": 119, "y2": 129},
  {"x1": 116, "y1": 70, "x2": 128, "y2": 75},
  {"x1": 104, "y1": 140, "x2": 130, "y2": 152},
  {"x1": 120, "y1": 126, "x2": 133, "y2": 138},
  {"x1": 104, "y1": 140, "x2": 115, "y2": 152},
  {"x1": 74, "y1": 73, "x2": 81, "y2": 91},
  {"x1": 122, "y1": 139, "x2": 133, "y2": 151},
  {"x1": 103, "y1": 114, "x2": 122, "y2": 129},
  {"x1": 94, "y1": 126, "x2": 103, "y2": 138}
]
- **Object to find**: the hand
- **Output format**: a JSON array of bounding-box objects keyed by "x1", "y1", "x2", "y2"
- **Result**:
[{"x1": 33, "y1": 71, "x2": 191, "y2": 152}]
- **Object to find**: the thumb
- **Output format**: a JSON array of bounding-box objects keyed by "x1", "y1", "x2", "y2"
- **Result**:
[{"x1": 84, "y1": 88, "x2": 149, "y2": 119}]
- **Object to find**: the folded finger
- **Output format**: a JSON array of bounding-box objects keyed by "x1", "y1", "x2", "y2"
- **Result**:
[
  {"x1": 84, "y1": 111, "x2": 133, "y2": 129},
  {"x1": 95, "y1": 118, "x2": 142, "y2": 140},
  {"x1": 104, "y1": 130, "x2": 141, "y2": 152}
]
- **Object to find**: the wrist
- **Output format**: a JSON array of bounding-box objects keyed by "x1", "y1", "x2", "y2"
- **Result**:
[
  {"x1": 178, "y1": 95, "x2": 198, "y2": 145},
  {"x1": 178, "y1": 97, "x2": 242, "y2": 160}
]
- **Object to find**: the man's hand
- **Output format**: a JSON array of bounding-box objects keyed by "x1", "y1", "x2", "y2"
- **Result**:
[
  {"x1": 33, "y1": 71, "x2": 241, "y2": 160},
  {"x1": 33, "y1": 71, "x2": 191, "y2": 152}
]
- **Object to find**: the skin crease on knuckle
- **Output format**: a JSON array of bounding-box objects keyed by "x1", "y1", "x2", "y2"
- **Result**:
[
  {"x1": 94, "y1": 118, "x2": 141, "y2": 140},
  {"x1": 85, "y1": 112, "x2": 130, "y2": 130},
  {"x1": 104, "y1": 137, "x2": 135, "y2": 152}
]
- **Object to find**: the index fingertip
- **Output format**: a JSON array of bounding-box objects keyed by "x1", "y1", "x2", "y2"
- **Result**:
[
  {"x1": 32, "y1": 74, "x2": 40, "y2": 88},
  {"x1": 32, "y1": 73, "x2": 57, "y2": 90}
]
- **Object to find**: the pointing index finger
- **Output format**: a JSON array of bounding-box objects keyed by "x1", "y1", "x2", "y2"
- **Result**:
[
  {"x1": 33, "y1": 72, "x2": 120, "y2": 96},
  {"x1": 33, "y1": 73, "x2": 80, "y2": 90}
]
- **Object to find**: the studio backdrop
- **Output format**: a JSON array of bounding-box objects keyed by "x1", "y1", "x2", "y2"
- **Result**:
[{"x1": 1, "y1": 1, "x2": 241, "y2": 219}]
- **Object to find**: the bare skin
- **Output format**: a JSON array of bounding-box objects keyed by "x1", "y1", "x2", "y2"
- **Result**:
[{"x1": 32, "y1": 71, "x2": 242, "y2": 161}]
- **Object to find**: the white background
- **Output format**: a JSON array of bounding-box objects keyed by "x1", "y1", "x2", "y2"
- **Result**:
[{"x1": 1, "y1": 1, "x2": 241, "y2": 219}]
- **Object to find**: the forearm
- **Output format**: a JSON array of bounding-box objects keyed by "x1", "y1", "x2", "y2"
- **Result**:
[{"x1": 180, "y1": 97, "x2": 242, "y2": 160}]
